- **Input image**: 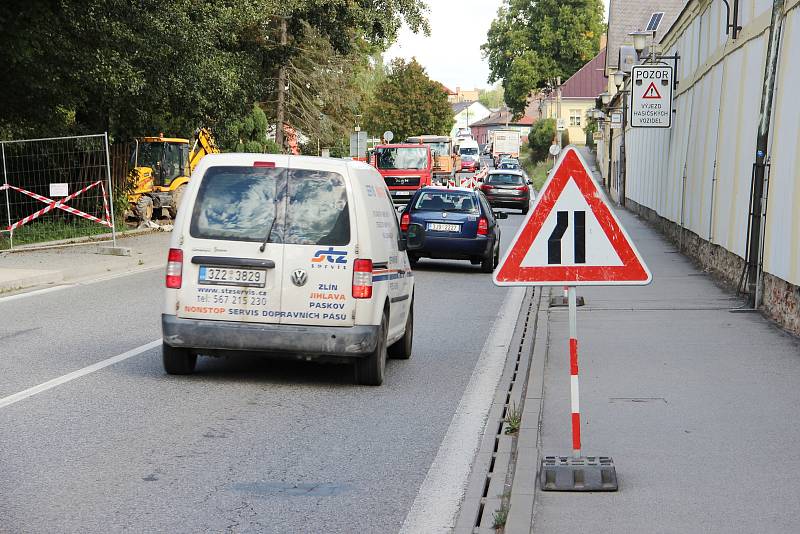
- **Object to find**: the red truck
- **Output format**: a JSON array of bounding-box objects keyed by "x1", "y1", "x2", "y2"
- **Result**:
[{"x1": 371, "y1": 143, "x2": 433, "y2": 203}]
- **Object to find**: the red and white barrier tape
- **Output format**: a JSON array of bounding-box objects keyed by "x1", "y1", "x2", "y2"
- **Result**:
[{"x1": 0, "y1": 181, "x2": 112, "y2": 231}]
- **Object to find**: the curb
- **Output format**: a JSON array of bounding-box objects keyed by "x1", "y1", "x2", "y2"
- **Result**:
[
  {"x1": 5, "y1": 226, "x2": 163, "y2": 253},
  {"x1": 504, "y1": 287, "x2": 551, "y2": 533},
  {"x1": 0, "y1": 268, "x2": 64, "y2": 293}
]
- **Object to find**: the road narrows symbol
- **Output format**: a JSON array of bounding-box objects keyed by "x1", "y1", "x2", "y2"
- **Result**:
[{"x1": 642, "y1": 81, "x2": 662, "y2": 99}]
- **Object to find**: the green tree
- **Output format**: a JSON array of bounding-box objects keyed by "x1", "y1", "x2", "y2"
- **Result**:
[
  {"x1": 363, "y1": 58, "x2": 453, "y2": 141},
  {"x1": 528, "y1": 118, "x2": 556, "y2": 163},
  {"x1": 482, "y1": 0, "x2": 605, "y2": 115},
  {"x1": 479, "y1": 85, "x2": 505, "y2": 109}
]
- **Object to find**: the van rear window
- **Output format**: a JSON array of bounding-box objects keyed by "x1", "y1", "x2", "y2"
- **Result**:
[{"x1": 190, "y1": 167, "x2": 350, "y2": 245}]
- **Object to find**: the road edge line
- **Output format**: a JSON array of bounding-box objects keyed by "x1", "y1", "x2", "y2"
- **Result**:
[
  {"x1": 398, "y1": 286, "x2": 526, "y2": 534},
  {"x1": 0, "y1": 339, "x2": 161, "y2": 409}
]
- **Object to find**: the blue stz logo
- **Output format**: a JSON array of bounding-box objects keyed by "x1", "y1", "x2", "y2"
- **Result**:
[{"x1": 311, "y1": 248, "x2": 348, "y2": 265}]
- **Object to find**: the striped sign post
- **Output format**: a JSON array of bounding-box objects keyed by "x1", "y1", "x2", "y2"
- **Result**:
[{"x1": 568, "y1": 286, "x2": 581, "y2": 456}]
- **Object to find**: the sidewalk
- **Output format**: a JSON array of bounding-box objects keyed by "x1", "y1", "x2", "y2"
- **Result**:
[
  {"x1": 505, "y1": 151, "x2": 800, "y2": 532},
  {"x1": 0, "y1": 231, "x2": 171, "y2": 294}
]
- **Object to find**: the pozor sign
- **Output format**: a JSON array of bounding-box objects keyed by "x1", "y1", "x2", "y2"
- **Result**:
[{"x1": 631, "y1": 64, "x2": 673, "y2": 128}]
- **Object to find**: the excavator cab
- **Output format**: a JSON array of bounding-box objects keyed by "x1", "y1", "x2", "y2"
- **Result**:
[{"x1": 130, "y1": 138, "x2": 190, "y2": 188}]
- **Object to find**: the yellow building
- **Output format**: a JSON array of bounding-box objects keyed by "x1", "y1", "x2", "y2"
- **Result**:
[{"x1": 526, "y1": 50, "x2": 607, "y2": 145}]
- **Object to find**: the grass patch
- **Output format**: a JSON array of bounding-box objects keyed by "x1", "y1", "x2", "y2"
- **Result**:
[
  {"x1": 520, "y1": 144, "x2": 552, "y2": 191},
  {"x1": 0, "y1": 217, "x2": 126, "y2": 250},
  {"x1": 504, "y1": 401, "x2": 522, "y2": 435},
  {"x1": 492, "y1": 506, "x2": 508, "y2": 529}
]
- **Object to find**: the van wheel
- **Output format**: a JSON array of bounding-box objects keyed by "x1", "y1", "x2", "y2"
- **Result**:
[
  {"x1": 356, "y1": 313, "x2": 387, "y2": 386},
  {"x1": 522, "y1": 204, "x2": 529, "y2": 215},
  {"x1": 388, "y1": 298, "x2": 413, "y2": 360},
  {"x1": 163, "y1": 343, "x2": 197, "y2": 375}
]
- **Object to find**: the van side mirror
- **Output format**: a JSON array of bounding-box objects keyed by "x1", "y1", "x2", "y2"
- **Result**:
[{"x1": 398, "y1": 236, "x2": 407, "y2": 251}]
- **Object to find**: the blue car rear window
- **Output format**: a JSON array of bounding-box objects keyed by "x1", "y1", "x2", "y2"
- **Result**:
[{"x1": 413, "y1": 191, "x2": 479, "y2": 213}]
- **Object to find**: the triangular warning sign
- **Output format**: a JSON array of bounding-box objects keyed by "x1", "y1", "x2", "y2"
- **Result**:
[
  {"x1": 642, "y1": 81, "x2": 661, "y2": 99},
  {"x1": 493, "y1": 147, "x2": 651, "y2": 286}
]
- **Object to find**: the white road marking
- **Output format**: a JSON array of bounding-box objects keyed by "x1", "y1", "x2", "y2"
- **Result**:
[
  {"x1": 0, "y1": 339, "x2": 161, "y2": 409},
  {"x1": 399, "y1": 287, "x2": 526, "y2": 534},
  {"x1": 0, "y1": 264, "x2": 164, "y2": 303}
]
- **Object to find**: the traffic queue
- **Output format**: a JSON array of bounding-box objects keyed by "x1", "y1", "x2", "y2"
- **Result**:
[{"x1": 160, "y1": 134, "x2": 532, "y2": 386}]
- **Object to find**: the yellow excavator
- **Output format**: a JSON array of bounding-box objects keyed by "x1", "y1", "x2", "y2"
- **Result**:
[{"x1": 127, "y1": 128, "x2": 219, "y2": 223}]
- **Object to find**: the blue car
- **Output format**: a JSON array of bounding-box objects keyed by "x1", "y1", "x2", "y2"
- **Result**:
[{"x1": 400, "y1": 187, "x2": 507, "y2": 273}]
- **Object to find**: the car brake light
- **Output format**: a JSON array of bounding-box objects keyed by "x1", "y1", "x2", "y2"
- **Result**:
[
  {"x1": 480, "y1": 184, "x2": 492, "y2": 191},
  {"x1": 166, "y1": 248, "x2": 183, "y2": 288},
  {"x1": 400, "y1": 212, "x2": 410, "y2": 232},
  {"x1": 253, "y1": 161, "x2": 275, "y2": 168},
  {"x1": 353, "y1": 259, "x2": 373, "y2": 299},
  {"x1": 478, "y1": 217, "x2": 489, "y2": 236},
  {"x1": 516, "y1": 185, "x2": 528, "y2": 191}
]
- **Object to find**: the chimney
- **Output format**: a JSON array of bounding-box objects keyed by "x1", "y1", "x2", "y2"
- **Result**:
[{"x1": 600, "y1": 33, "x2": 607, "y2": 50}]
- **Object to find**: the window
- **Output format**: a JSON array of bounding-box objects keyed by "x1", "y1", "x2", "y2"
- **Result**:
[
  {"x1": 486, "y1": 173, "x2": 524, "y2": 185},
  {"x1": 191, "y1": 166, "x2": 287, "y2": 243},
  {"x1": 190, "y1": 167, "x2": 350, "y2": 246},
  {"x1": 375, "y1": 147, "x2": 428, "y2": 170},
  {"x1": 569, "y1": 109, "x2": 583, "y2": 127},
  {"x1": 414, "y1": 191, "x2": 480, "y2": 213}
]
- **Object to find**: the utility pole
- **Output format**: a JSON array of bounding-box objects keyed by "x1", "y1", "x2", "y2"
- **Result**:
[
  {"x1": 556, "y1": 76, "x2": 563, "y2": 148},
  {"x1": 275, "y1": 17, "x2": 288, "y2": 152}
]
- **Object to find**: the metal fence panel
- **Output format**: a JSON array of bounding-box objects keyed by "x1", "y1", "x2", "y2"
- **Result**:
[{"x1": 0, "y1": 134, "x2": 116, "y2": 250}]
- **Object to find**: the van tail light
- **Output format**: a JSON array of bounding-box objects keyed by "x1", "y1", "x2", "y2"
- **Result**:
[
  {"x1": 166, "y1": 248, "x2": 183, "y2": 289},
  {"x1": 477, "y1": 217, "x2": 489, "y2": 236},
  {"x1": 400, "y1": 212, "x2": 410, "y2": 232},
  {"x1": 353, "y1": 259, "x2": 373, "y2": 299}
]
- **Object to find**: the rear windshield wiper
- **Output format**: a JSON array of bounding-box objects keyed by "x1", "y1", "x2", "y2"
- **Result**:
[{"x1": 259, "y1": 179, "x2": 281, "y2": 253}]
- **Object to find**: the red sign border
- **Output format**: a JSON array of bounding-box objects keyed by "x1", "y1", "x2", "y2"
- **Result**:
[{"x1": 493, "y1": 147, "x2": 652, "y2": 286}]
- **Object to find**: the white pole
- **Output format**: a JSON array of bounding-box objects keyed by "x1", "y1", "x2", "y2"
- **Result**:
[
  {"x1": 2, "y1": 143, "x2": 12, "y2": 249},
  {"x1": 103, "y1": 133, "x2": 117, "y2": 247}
]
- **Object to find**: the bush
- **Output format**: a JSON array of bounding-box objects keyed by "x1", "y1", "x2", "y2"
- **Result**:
[
  {"x1": 584, "y1": 120, "x2": 598, "y2": 150},
  {"x1": 527, "y1": 118, "x2": 556, "y2": 163}
]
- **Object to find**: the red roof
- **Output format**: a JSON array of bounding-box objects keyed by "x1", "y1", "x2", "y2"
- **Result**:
[{"x1": 561, "y1": 49, "x2": 607, "y2": 99}]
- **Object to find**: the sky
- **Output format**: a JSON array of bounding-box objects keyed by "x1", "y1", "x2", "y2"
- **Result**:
[{"x1": 385, "y1": 0, "x2": 611, "y2": 91}]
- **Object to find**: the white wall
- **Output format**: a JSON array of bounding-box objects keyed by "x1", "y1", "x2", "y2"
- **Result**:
[{"x1": 620, "y1": 0, "x2": 800, "y2": 286}]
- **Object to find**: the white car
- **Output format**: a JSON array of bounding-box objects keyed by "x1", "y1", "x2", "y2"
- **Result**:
[{"x1": 161, "y1": 154, "x2": 414, "y2": 385}]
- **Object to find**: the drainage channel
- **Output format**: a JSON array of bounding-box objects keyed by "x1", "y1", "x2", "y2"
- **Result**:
[{"x1": 453, "y1": 286, "x2": 542, "y2": 534}]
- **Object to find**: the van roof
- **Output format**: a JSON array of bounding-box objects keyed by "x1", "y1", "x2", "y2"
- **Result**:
[{"x1": 199, "y1": 153, "x2": 374, "y2": 172}]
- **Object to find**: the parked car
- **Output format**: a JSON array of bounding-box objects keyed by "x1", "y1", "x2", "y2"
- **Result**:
[
  {"x1": 480, "y1": 169, "x2": 531, "y2": 214},
  {"x1": 399, "y1": 186, "x2": 507, "y2": 273},
  {"x1": 162, "y1": 154, "x2": 414, "y2": 386}
]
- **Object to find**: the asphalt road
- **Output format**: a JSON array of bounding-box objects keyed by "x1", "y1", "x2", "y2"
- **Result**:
[{"x1": 0, "y1": 206, "x2": 527, "y2": 533}]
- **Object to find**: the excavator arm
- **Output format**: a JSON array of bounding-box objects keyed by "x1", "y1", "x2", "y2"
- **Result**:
[{"x1": 188, "y1": 128, "x2": 220, "y2": 172}]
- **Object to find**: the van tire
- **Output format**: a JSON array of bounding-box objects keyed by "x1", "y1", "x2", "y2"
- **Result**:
[
  {"x1": 356, "y1": 313, "x2": 388, "y2": 386},
  {"x1": 388, "y1": 299, "x2": 413, "y2": 360},
  {"x1": 163, "y1": 343, "x2": 197, "y2": 375}
]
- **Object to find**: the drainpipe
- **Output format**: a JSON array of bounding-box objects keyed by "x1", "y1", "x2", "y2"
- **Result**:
[{"x1": 746, "y1": 0, "x2": 785, "y2": 306}]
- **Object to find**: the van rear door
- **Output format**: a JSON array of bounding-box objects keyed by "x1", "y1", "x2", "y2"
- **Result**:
[
  {"x1": 278, "y1": 161, "x2": 357, "y2": 327},
  {"x1": 176, "y1": 159, "x2": 288, "y2": 324}
]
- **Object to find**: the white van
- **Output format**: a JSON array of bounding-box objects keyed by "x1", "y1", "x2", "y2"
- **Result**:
[{"x1": 162, "y1": 154, "x2": 414, "y2": 385}]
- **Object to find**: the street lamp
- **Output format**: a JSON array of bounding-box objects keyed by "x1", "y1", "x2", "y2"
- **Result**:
[
  {"x1": 629, "y1": 30, "x2": 652, "y2": 54},
  {"x1": 599, "y1": 92, "x2": 611, "y2": 105}
]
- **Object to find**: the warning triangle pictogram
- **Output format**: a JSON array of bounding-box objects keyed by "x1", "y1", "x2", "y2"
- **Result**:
[
  {"x1": 493, "y1": 147, "x2": 651, "y2": 286},
  {"x1": 642, "y1": 81, "x2": 662, "y2": 99}
]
